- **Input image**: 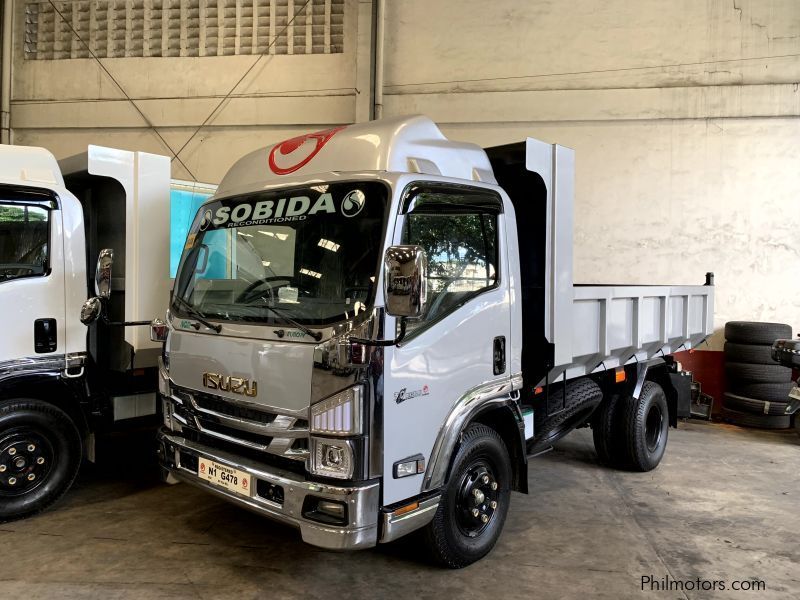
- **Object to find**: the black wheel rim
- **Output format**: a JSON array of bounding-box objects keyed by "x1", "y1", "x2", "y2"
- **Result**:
[
  {"x1": 645, "y1": 405, "x2": 663, "y2": 453},
  {"x1": 0, "y1": 428, "x2": 54, "y2": 497},
  {"x1": 455, "y1": 460, "x2": 500, "y2": 538}
]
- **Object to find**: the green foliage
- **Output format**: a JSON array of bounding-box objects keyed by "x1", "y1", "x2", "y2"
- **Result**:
[{"x1": 0, "y1": 205, "x2": 47, "y2": 223}]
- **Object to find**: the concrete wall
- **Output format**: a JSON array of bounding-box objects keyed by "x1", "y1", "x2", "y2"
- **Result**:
[{"x1": 7, "y1": 0, "x2": 800, "y2": 342}]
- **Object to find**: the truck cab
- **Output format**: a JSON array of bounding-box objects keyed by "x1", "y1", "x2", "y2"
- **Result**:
[
  {"x1": 0, "y1": 145, "x2": 171, "y2": 520},
  {"x1": 158, "y1": 115, "x2": 713, "y2": 567}
]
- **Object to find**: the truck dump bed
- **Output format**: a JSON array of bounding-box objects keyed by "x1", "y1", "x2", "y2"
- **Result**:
[{"x1": 486, "y1": 139, "x2": 714, "y2": 386}]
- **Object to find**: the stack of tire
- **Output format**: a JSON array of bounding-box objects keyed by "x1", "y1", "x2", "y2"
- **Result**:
[{"x1": 722, "y1": 321, "x2": 794, "y2": 429}]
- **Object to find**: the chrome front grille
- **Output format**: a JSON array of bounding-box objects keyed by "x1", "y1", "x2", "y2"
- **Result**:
[{"x1": 171, "y1": 387, "x2": 309, "y2": 461}]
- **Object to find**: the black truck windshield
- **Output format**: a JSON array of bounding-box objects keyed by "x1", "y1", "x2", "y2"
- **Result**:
[{"x1": 172, "y1": 182, "x2": 388, "y2": 327}]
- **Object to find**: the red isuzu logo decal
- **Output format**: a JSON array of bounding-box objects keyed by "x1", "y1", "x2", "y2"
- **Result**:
[{"x1": 267, "y1": 126, "x2": 347, "y2": 175}]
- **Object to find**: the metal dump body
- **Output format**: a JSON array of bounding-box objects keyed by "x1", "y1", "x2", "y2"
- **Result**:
[
  {"x1": 566, "y1": 283, "x2": 713, "y2": 379},
  {"x1": 489, "y1": 137, "x2": 714, "y2": 386}
]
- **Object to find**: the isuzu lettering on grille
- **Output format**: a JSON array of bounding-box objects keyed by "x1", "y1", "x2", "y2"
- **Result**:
[{"x1": 202, "y1": 372, "x2": 258, "y2": 397}]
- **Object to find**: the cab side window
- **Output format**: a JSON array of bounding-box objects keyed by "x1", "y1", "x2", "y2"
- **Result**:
[
  {"x1": 401, "y1": 188, "x2": 500, "y2": 333},
  {"x1": 0, "y1": 203, "x2": 50, "y2": 283}
]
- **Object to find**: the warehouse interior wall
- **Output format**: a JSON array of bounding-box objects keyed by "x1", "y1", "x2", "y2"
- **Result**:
[{"x1": 6, "y1": 0, "x2": 800, "y2": 342}]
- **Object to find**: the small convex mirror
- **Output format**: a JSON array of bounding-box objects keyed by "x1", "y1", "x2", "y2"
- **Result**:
[
  {"x1": 384, "y1": 245, "x2": 427, "y2": 318},
  {"x1": 80, "y1": 297, "x2": 102, "y2": 325},
  {"x1": 95, "y1": 248, "x2": 114, "y2": 299}
]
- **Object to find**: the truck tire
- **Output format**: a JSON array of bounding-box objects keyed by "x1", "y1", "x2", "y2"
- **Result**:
[
  {"x1": 727, "y1": 381, "x2": 794, "y2": 402},
  {"x1": 724, "y1": 321, "x2": 791, "y2": 345},
  {"x1": 0, "y1": 399, "x2": 82, "y2": 521},
  {"x1": 422, "y1": 423, "x2": 511, "y2": 568},
  {"x1": 720, "y1": 407, "x2": 791, "y2": 430},
  {"x1": 723, "y1": 342, "x2": 775, "y2": 365},
  {"x1": 527, "y1": 378, "x2": 602, "y2": 454},
  {"x1": 722, "y1": 392, "x2": 789, "y2": 416},
  {"x1": 725, "y1": 362, "x2": 792, "y2": 384},
  {"x1": 592, "y1": 393, "x2": 628, "y2": 467},
  {"x1": 621, "y1": 382, "x2": 669, "y2": 472}
]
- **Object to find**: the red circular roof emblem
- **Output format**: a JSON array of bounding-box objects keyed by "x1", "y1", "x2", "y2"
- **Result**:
[{"x1": 268, "y1": 126, "x2": 347, "y2": 175}]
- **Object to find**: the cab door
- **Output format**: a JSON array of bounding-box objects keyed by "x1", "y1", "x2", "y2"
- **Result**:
[
  {"x1": 0, "y1": 189, "x2": 66, "y2": 364},
  {"x1": 382, "y1": 183, "x2": 512, "y2": 505}
]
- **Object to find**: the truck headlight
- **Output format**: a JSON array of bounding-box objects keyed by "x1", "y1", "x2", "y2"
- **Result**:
[
  {"x1": 309, "y1": 438, "x2": 354, "y2": 479},
  {"x1": 310, "y1": 385, "x2": 363, "y2": 436}
]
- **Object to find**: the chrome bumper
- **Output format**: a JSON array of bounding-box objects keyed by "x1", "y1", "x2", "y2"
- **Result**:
[{"x1": 158, "y1": 431, "x2": 380, "y2": 550}]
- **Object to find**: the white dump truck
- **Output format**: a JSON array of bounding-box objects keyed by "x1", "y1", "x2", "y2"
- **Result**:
[
  {"x1": 156, "y1": 116, "x2": 714, "y2": 567},
  {"x1": 0, "y1": 144, "x2": 173, "y2": 520}
]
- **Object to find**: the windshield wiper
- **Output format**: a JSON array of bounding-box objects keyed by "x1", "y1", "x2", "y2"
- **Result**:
[
  {"x1": 172, "y1": 295, "x2": 222, "y2": 333},
  {"x1": 254, "y1": 301, "x2": 322, "y2": 342}
]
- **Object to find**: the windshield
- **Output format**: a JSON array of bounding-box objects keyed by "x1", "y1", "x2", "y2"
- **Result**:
[{"x1": 172, "y1": 181, "x2": 389, "y2": 327}]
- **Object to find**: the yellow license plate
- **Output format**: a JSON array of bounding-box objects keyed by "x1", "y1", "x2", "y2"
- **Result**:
[{"x1": 198, "y1": 458, "x2": 252, "y2": 497}]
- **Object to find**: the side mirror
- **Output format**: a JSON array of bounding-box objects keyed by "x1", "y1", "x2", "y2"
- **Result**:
[
  {"x1": 95, "y1": 248, "x2": 114, "y2": 299},
  {"x1": 150, "y1": 318, "x2": 168, "y2": 342},
  {"x1": 384, "y1": 245, "x2": 427, "y2": 318},
  {"x1": 80, "y1": 297, "x2": 103, "y2": 325}
]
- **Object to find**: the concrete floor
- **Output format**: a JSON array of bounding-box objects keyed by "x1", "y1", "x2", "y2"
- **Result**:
[{"x1": 1, "y1": 421, "x2": 798, "y2": 600}]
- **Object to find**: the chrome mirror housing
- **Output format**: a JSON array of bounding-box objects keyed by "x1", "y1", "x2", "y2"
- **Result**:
[
  {"x1": 150, "y1": 318, "x2": 169, "y2": 342},
  {"x1": 80, "y1": 297, "x2": 103, "y2": 325},
  {"x1": 384, "y1": 245, "x2": 427, "y2": 319},
  {"x1": 95, "y1": 248, "x2": 114, "y2": 299}
]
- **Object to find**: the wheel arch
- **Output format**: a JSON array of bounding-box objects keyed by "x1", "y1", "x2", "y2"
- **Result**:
[
  {"x1": 471, "y1": 403, "x2": 528, "y2": 494},
  {"x1": 0, "y1": 371, "x2": 90, "y2": 439},
  {"x1": 627, "y1": 357, "x2": 690, "y2": 428},
  {"x1": 422, "y1": 376, "x2": 528, "y2": 496}
]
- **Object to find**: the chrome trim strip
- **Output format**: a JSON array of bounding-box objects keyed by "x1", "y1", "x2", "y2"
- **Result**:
[
  {"x1": 379, "y1": 495, "x2": 441, "y2": 544},
  {"x1": 188, "y1": 395, "x2": 307, "y2": 438},
  {"x1": 422, "y1": 376, "x2": 518, "y2": 492},
  {"x1": 0, "y1": 354, "x2": 88, "y2": 383},
  {"x1": 0, "y1": 354, "x2": 66, "y2": 373},
  {"x1": 160, "y1": 432, "x2": 380, "y2": 550},
  {"x1": 510, "y1": 371, "x2": 523, "y2": 391},
  {"x1": 165, "y1": 384, "x2": 310, "y2": 461}
]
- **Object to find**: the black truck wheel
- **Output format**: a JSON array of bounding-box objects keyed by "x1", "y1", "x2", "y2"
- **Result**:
[
  {"x1": 527, "y1": 378, "x2": 603, "y2": 455},
  {"x1": 722, "y1": 392, "x2": 789, "y2": 416},
  {"x1": 592, "y1": 393, "x2": 628, "y2": 467},
  {"x1": 621, "y1": 382, "x2": 669, "y2": 472},
  {"x1": 721, "y1": 407, "x2": 791, "y2": 430},
  {"x1": 727, "y1": 381, "x2": 794, "y2": 402},
  {"x1": 0, "y1": 399, "x2": 82, "y2": 521},
  {"x1": 422, "y1": 423, "x2": 511, "y2": 568},
  {"x1": 723, "y1": 342, "x2": 776, "y2": 365},
  {"x1": 725, "y1": 362, "x2": 792, "y2": 384},
  {"x1": 724, "y1": 321, "x2": 792, "y2": 345}
]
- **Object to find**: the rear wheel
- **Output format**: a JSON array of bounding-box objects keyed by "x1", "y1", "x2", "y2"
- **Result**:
[
  {"x1": 422, "y1": 423, "x2": 511, "y2": 568},
  {"x1": 592, "y1": 393, "x2": 629, "y2": 467},
  {"x1": 0, "y1": 399, "x2": 82, "y2": 521},
  {"x1": 621, "y1": 382, "x2": 669, "y2": 472}
]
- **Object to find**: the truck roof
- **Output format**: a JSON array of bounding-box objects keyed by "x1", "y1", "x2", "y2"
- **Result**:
[
  {"x1": 215, "y1": 115, "x2": 497, "y2": 199},
  {"x1": 0, "y1": 145, "x2": 65, "y2": 188}
]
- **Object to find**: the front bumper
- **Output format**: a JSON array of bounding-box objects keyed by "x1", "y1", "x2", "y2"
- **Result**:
[{"x1": 159, "y1": 431, "x2": 380, "y2": 550}]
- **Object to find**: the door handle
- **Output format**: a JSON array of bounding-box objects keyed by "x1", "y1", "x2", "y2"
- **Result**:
[{"x1": 493, "y1": 336, "x2": 506, "y2": 375}]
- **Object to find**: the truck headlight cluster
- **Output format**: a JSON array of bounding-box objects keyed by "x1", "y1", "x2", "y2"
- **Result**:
[
  {"x1": 310, "y1": 385, "x2": 363, "y2": 436},
  {"x1": 307, "y1": 385, "x2": 364, "y2": 479}
]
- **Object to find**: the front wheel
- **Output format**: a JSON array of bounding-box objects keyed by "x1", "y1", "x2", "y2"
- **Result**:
[
  {"x1": 0, "y1": 399, "x2": 82, "y2": 521},
  {"x1": 422, "y1": 423, "x2": 511, "y2": 568}
]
